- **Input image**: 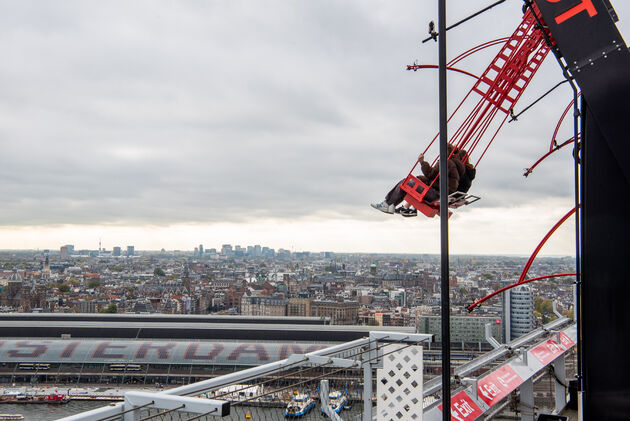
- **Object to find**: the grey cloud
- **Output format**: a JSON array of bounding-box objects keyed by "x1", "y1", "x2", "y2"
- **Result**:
[{"x1": 0, "y1": 1, "x2": 627, "y2": 227}]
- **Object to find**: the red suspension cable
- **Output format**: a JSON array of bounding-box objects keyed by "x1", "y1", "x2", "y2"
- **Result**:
[
  {"x1": 467, "y1": 272, "x2": 576, "y2": 312},
  {"x1": 524, "y1": 137, "x2": 577, "y2": 177},
  {"x1": 518, "y1": 206, "x2": 577, "y2": 285},
  {"x1": 467, "y1": 206, "x2": 578, "y2": 311}
]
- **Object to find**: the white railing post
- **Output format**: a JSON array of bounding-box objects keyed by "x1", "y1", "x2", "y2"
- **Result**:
[
  {"x1": 123, "y1": 395, "x2": 141, "y2": 421},
  {"x1": 362, "y1": 342, "x2": 375, "y2": 421},
  {"x1": 519, "y1": 379, "x2": 534, "y2": 421},
  {"x1": 553, "y1": 354, "x2": 567, "y2": 413}
]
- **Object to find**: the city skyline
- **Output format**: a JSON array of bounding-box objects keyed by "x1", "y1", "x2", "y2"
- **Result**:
[
  {"x1": 0, "y1": 233, "x2": 573, "y2": 258},
  {"x1": 1, "y1": 1, "x2": 627, "y2": 254}
]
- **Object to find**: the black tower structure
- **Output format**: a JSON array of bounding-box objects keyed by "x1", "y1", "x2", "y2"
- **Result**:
[{"x1": 534, "y1": 1, "x2": 630, "y2": 419}]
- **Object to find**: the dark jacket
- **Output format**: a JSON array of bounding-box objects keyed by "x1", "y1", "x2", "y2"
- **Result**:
[
  {"x1": 420, "y1": 156, "x2": 464, "y2": 194},
  {"x1": 458, "y1": 165, "x2": 476, "y2": 193}
]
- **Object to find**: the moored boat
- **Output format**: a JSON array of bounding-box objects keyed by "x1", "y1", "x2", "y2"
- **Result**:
[
  {"x1": 322, "y1": 390, "x2": 349, "y2": 414},
  {"x1": 46, "y1": 393, "x2": 69, "y2": 404},
  {"x1": 284, "y1": 392, "x2": 315, "y2": 417}
]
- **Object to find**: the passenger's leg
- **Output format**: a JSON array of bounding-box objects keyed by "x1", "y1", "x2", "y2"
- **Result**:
[{"x1": 384, "y1": 179, "x2": 407, "y2": 206}]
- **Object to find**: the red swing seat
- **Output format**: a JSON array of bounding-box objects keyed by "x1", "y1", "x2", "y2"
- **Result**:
[
  {"x1": 400, "y1": 174, "x2": 441, "y2": 218},
  {"x1": 400, "y1": 174, "x2": 479, "y2": 218}
]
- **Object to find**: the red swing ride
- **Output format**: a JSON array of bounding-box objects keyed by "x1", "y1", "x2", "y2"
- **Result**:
[
  {"x1": 397, "y1": 3, "x2": 581, "y2": 312},
  {"x1": 400, "y1": 5, "x2": 552, "y2": 217}
]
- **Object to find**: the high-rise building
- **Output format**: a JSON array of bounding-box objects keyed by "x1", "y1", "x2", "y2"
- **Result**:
[
  {"x1": 221, "y1": 244, "x2": 233, "y2": 256},
  {"x1": 199, "y1": 244, "x2": 204, "y2": 256},
  {"x1": 60, "y1": 246, "x2": 69, "y2": 260},
  {"x1": 503, "y1": 284, "x2": 536, "y2": 341},
  {"x1": 113, "y1": 247, "x2": 121, "y2": 257},
  {"x1": 127, "y1": 246, "x2": 135, "y2": 256}
]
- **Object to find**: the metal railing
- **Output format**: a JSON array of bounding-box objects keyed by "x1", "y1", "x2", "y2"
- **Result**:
[
  {"x1": 56, "y1": 332, "x2": 433, "y2": 421},
  {"x1": 56, "y1": 318, "x2": 576, "y2": 421}
]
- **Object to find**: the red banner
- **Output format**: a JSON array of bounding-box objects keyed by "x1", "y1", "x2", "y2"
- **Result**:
[
  {"x1": 530, "y1": 333, "x2": 574, "y2": 365},
  {"x1": 438, "y1": 391, "x2": 484, "y2": 421},
  {"x1": 477, "y1": 365, "x2": 523, "y2": 406}
]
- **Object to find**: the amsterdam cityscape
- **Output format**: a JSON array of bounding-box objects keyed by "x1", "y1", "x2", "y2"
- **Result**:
[
  {"x1": 0, "y1": 245, "x2": 576, "y2": 420},
  {"x1": 0, "y1": 245, "x2": 574, "y2": 329}
]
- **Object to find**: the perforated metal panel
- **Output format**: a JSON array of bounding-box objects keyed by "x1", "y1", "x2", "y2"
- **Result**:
[{"x1": 376, "y1": 345, "x2": 423, "y2": 421}]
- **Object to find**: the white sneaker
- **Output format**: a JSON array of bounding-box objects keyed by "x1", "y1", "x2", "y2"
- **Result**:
[{"x1": 371, "y1": 201, "x2": 395, "y2": 214}]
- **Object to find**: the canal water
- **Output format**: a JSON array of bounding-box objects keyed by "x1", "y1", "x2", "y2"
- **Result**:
[{"x1": 0, "y1": 401, "x2": 106, "y2": 421}]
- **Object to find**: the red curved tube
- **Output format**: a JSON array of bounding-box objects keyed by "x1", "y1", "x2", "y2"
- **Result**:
[
  {"x1": 524, "y1": 137, "x2": 576, "y2": 177},
  {"x1": 467, "y1": 272, "x2": 576, "y2": 312},
  {"x1": 550, "y1": 93, "x2": 581, "y2": 151},
  {"x1": 406, "y1": 64, "x2": 480, "y2": 81},
  {"x1": 517, "y1": 207, "x2": 577, "y2": 285}
]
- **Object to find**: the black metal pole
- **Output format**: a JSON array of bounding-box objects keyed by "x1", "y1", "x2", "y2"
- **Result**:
[
  {"x1": 438, "y1": 0, "x2": 451, "y2": 420},
  {"x1": 576, "y1": 95, "x2": 584, "y2": 397}
]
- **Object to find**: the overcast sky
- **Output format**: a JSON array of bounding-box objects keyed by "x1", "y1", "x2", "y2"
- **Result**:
[{"x1": 1, "y1": 0, "x2": 628, "y2": 254}]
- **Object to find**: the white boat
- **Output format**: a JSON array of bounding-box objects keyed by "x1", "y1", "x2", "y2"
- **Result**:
[
  {"x1": 322, "y1": 390, "x2": 349, "y2": 414},
  {"x1": 284, "y1": 393, "x2": 315, "y2": 417},
  {"x1": 0, "y1": 415, "x2": 25, "y2": 421}
]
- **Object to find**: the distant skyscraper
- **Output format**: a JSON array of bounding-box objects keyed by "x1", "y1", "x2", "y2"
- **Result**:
[
  {"x1": 199, "y1": 244, "x2": 204, "y2": 256},
  {"x1": 127, "y1": 246, "x2": 135, "y2": 256},
  {"x1": 60, "y1": 246, "x2": 69, "y2": 260},
  {"x1": 503, "y1": 284, "x2": 536, "y2": 341},
  {"x1": 221, "y1": 244, "x2": 233, "y2": 256},
  {"x1": 61, "y1": 244, "x2": 74, "y2": 258},
  {"x1": 113, "y1": 247, "x2": 121, "y2": 257}
]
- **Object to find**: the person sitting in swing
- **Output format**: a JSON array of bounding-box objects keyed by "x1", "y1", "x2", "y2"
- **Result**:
[
  {"x1": 455, "y1": 148, "x2": 476, "y2": 194},
  {"x1": 371, "y1": 144, "x2": 464, "y2": 217}
]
